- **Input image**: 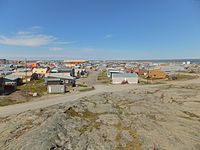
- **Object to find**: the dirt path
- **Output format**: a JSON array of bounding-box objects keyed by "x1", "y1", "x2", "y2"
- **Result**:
[
  {"x1": 1, "y1": 78, "x2": 200, "y2": 117},
  {"x1": 76, "y1": 70, "x2": 102, "y2": 86},
  {"x1": 1, "y1": 78, "x2": 200, "y2": 150},
  {"x1": 0, "y1": 84, "x2": 139, "y2": 117}
]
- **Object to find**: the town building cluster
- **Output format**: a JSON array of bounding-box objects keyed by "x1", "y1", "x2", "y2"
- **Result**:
[
  {"x1": 103, "y1": 60, "x2": 200, "y2": 84},
  {"x1": 0, "y1": 59, "x2": 92, "y2": 95},
  {"x1": 0, "y1": 58, "x2": 200, "y2": 95}
]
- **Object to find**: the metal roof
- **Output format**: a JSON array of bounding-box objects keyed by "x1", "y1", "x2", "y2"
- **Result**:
[
  {"x1": 4, "y1": 74, "x2": 22, "y2": 81},
  {"x1": 46, "y1": 78, "x2": 61, "y2": 82},
  {"x1": 112, "y1": 73, "x2": 138, "y2": 78},
  {"x1": 46, "y1": 74, "x2": 75, "y2": 80}
]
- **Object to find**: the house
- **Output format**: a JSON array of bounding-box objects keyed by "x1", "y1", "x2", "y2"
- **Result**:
[
  {"x1": 0, "y1": 64, "x2": 14, "y2": 72},
  {"x1": 110, "y1": 70, "x2": 124, "y2": 78},
  {"x1": 146, "y1": 69, "x2": 167, "y2": 79},
  {"x1": 4, "y1": 74, "x2": 23, "y2": 85},
  {"x1": 63, "y1": 60, "x2": 88, "y2": 68},
  {"x1": 160, "y1": 65, "x2": 185, "y2": 73},
  {"x1": 111, "y1": 73, "x2": 138, "y2": 84},
  {"x1": 0, "y1": 70, "x2": 12, "y2": 76},
  {"x1": 45, "y1": 74, "x2": 76, "y2": 93},
  {"x1": 0, "y1": 59, "x2": 7, "y2": 64},
  {"x1": 13, "y1": 70, "x2": 32, "y2": 83},
  {"x1": 75, "y1": 69, "x2": 88, "y2": 78},
  {"x1": 50, "y1": 68, "x2": 75, "y2": 77},
  {"x1": 0, "y1": 77, "x2": 4, "y2": 94},
  {"x1": 45, "y1": 74, "x2": 76, "y2": 86},
  {"x1": 64, "y1": 60, "x2": 87, "y2": 64},
  {"x1": 189, "y1": 67, "x2": 200, "y2": 73},
  {"x1": 137, "y1": 69, "x2": 148, "y2": 76},
  {"x1": 107, "y1": 68, "x2": 123, "y2": 78},
  {"x1": 3, "y1": 75, "x2": 22, "y2": 94},
  {"x1": 32, "y1": 68, "x2": 48, "y2": 76},
  {"x1": 45, "y1": 72, "x2": 71, "y2": 77}
]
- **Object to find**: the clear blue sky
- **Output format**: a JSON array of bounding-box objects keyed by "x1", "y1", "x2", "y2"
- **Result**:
[{"x1": 0, "y1": 0, "x2": 200, "y2": 60}]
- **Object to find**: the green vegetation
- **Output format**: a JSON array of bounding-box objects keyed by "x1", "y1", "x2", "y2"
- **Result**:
[
  {"x1": 76, "y1": 83, "x2": 88, "y2": 87},
  {"x1": 0, "y1": 97, "x2": 17, "y2": 106},
  {"x1": 64, "y1": 107, "x2": 101, "y2": 134},
  {"x1": 17, "y1": 79, "x2": 46, "y2": 96},
  {"x1": 65, "y1": 107, "x2": 98, "y2": 119},
  {"x1": 78, "y1": 121, "x2": 101, "y2": 134},
  {"x1": 97, "y1": 70, "x2": 111, "y2": 84},
  {"x1": 114, "y1": 122, "x2": 142, "y2": 150},
  {"x1": 78, "y1": 86, "x2": 95, "y2": 92},
  {"x1": 174, "y1": 74, "x2": 198, "y2": 80},
  {"x1": 0, "y1": 79, "x2": 46, "y2": 106}
]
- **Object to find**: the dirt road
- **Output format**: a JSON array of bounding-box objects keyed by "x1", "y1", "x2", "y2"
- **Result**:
[
  {"x1": 0, "y1": 78, "x2": 200, "y2": 149},
  {"x1": 0, "y1": 84, "x2": 139, "y2": 117},
  {"x1": 1, "y1": 78, "x2": 200, "y2": 117},
  {"x1": 76, "y1": 70, "x2": 102, "y2": 86}
]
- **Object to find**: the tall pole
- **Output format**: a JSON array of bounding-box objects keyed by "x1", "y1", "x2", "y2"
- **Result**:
[
  {"x1": 147, "y1": 64, "x2": 149, "y2": 84},
  {"x1": 25, "y1": 58, "x2": 27, "y2": 83},
  {"x1": 25, "y1": 58, "x2": 28, "y2": 96}
]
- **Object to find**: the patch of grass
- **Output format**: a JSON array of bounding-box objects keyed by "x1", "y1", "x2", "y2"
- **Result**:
[
  {"x1": 174, "y1": 74, "x2": 198, "y2": 81},
  {"x1": 100, "y1": 80, "x2": 112, "y2": 84},
  {"x1": 114, "y1": 123, "x2": 142, "y2": 150},
  {"x1": 0, "y1": 79, "x2": 46, "y2": 106},
  {"x1": 0, "y1": 96, "x2": 29, "y2": 106},
  {"x1": 64, "y1": 107, "x2": 101, "y2": 134},
  {"x1": 81, "y1": 110, "x2": 98, "y2": 119},
  {"x1": 78, "y1": 86, "x2": 95, "y2": 92},
  {"x1": 64, "y1": 107, "x2": 80, "y2": 117},
  {"x1": 64, "y1": 107, "x2": 98, "y2": 120},
  {"x1": 97, "y1": 70, "x2": 111, "y2": 84},
  {"x1": 78, "y1": 124, "x2": 88, "y2": 134},
  {"x1": 76, "y1": 83, "x2": 88, "y2": 87},
  {"x1": 17, "y1": 79, "x2": 46, "y2": 96},
  {"x1": 0, "y1": 97, "x2": 17, "y2": 106},
  {"x1": 78, "y1": 122, "x2": 101, "y2": 134},
  {"x1": 128, "y1": 130, "x2": 142, "y2": 150},
  {"x1": 98, "y1": 70, "x2": 107, "y2": 78}
]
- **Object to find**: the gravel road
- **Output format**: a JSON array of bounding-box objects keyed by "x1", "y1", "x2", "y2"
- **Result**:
[
  {"x1": 1, "y1": 78, "x2": 200, "y2": 117},
  {"x1": 0, "y1": 84, "x2": 139, "y2": 117}
]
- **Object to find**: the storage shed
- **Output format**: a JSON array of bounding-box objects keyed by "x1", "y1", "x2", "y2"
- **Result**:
[
  {"x1": 111, "y1": 73, "x2": 138, "y2": 84},
  {"x1": 45, "y1": 74, "x2": 76, "y2": 87},
  {"x1": 47, "y1": 85, "x2": 66, "y2": 93},
  {"x1": 45, "y1": 74, "x2": 76, "y2": 93},
  {"x1": 3, "y1": 75, "x2": 22, "y2": 94}
]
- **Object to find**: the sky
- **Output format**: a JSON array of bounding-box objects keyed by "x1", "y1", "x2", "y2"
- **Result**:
[{"x1": 0, "y1": 0, "x2": 200, "y2": 60}]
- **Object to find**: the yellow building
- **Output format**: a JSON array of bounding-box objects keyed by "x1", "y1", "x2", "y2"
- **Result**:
[
  {"x1": 32, "y1": 68, "x2": 47, "y2": 75},
  {"x1": 63, "y1": 60, "x2": 87, "y2": 64},
  {"x1": 64, "y1": 64, "x2": 76, "y2": 68}
]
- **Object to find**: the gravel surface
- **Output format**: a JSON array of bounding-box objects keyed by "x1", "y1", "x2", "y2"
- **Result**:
[{"x1": 0, "y1": 79, "x2": 200, "y2": 150}]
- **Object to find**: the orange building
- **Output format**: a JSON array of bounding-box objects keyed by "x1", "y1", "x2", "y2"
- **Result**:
[
  {"x1": 63, "y1": 60, "x2": 87, "y2": 64},
  {"x1": 146, "y1": 69, "x2": 167, "y2": 79}
]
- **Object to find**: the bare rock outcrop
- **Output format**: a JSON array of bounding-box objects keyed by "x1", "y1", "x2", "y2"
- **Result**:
[{"x1": 0, "y1": 83, "x2": 200, "y2": 150}]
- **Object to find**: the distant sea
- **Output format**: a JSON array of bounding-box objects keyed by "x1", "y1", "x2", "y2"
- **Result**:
[
  {"x1": 135, "y1": 59, "x2": 200, "y2": 65},
  {"x1": 3, "y1": 57, "x2": 200, "y2": 65}
]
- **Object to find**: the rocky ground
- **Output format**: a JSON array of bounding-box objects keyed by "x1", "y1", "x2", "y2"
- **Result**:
[{"x1": 0, "y1": 82, "x2": 200, "y2": 150}]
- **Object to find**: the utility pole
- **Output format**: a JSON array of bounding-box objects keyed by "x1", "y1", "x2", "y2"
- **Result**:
[
  {"x1": 25, "y1": 58, "x2": 28, "y2": 96},
  {"x1": 147, "y1": 64, "x2": 149, "y2": 84}
]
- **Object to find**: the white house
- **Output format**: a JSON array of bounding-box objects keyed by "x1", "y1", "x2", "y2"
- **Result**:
[{"x1": 111, "y1": 73, "x2": 138, "y2": 84}]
